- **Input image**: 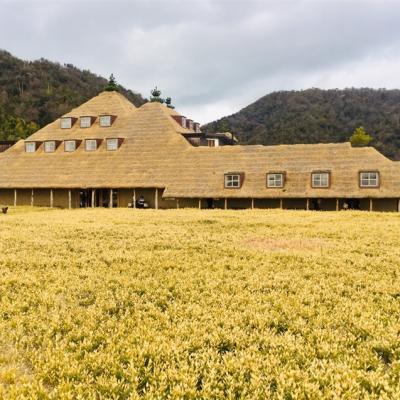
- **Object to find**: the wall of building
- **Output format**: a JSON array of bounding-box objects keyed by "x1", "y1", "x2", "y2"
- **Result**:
[
  {"x1": 372, "y1": 198, "x2": 398, "y2": 212},
  {"x1": 16, "y1": 189, "x2": 32, "y2": 206},
  {"x1": 283, "y1": 198, "x2": 307, "y2": 210},
  {"x1": 0, "y1": 189, "x2": 14, "y2": 206},
  {"x1": 227, "y1": 198, "x2": 252, "y2": 209},
  {"x1": 179, "y1": 198, "x2": 199, "y2": 208},
  {"x1": 254, "y1": 199, "x2": 281, "y2": 209}
]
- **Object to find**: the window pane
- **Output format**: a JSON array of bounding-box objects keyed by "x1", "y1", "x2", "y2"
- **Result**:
[
  {"x1": 44, "y1": 141, "x2": 56, "y2": 152},
  {"x1": 80, "y1": 117, "x2": 91, "y2": 128},
  {"x1": 100, "y1": 116, "x2": 111, "y2": 127},
  {"x1": 360, "y1": 172, "x2": 379, "y2": 187},
  {"x1": 61, "y1": 118, "x2": 72, "y2": 129},
  {"x1": 107, "y1": 139, "x2": 118, "y2": 151},
  {"x1": 85, "y1": 140, "x2": 97, "y2": 151},
  {"x1": 312, "y1": 173, "x2": 329, "y2": 187},
  {"x1": 225, "y1": 174, "x2": 241, "y2": 188},
  {"x1": 25, "y1": 142, "x2": 36, "y2": 153},
  {"x1": 65, "y1": 141, "x2": 76, "y2": 152}
]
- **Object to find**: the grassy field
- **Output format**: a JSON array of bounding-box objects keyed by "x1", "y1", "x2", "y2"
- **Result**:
[{"x1": 0, "y1": 207, "x2": 400, "y2": 399}]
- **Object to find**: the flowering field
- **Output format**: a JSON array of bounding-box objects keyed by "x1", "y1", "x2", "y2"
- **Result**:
[{"x1": 0, "y1": 207, "x2": 400, "y2": 399}]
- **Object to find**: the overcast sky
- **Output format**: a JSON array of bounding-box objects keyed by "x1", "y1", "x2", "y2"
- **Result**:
[{"x1": 1, "y1": 0, "x2": 400, "y2": 123}]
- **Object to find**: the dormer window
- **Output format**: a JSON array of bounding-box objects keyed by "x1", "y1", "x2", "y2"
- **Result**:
[
  {"x1": 224, "y1": 173, "x2": 244, "y2": 189},
  {"x1": 172, "y1": 115, "x2": 187, "y2": 128},
  {"x1": 267, "y1": 172, "x2": 285, "y2": 188},
  {"x1": 99, "y1": 115, "x2": 112, "y2": 127},
  {"x1": 64, "y1": 140, "x2": 77, "y2": 152},
  {"x1": 194, "y1": 122, "x2": 201, "y2": 133},
  {"x1": 85, "y1": 139, "x2": 98, "y2": 151},
  {"x1": 44, "y1": 141, "x2": 56, "y2": 153},
  {"x1": 80, "y1": 116, "x2": 93, "y2": 128},
  {"x1": 311, "y1": 171, "x2": 330, "y2": 188},
  {"x1": 187, "y1": 119, "x2": 194, "y2": 130},
  {"x1": 360, "y1": 171, "x2": 379, "y2": 188},
  {"x1": 25, "y1": 142, "x2": 36, "y2": 153},
  {"x1": 60, "y1": 117, "x2": 73, "y2": 129},
  {"x1": 106, "y1": 138, "x2": 119, "y2": 151}
]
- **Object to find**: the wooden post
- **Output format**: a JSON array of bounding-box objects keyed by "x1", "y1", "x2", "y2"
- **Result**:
[
  {"x1": 224, "y1": 198, "x2": 228, "y2": 210},
  {"x1": 91, "y1": 189, "x2": 95, "y2": 208},
  {"x1": 155, "y1": 188, "x2": 159, "y2": 209},
  {"x1": 50, "y1": 189, "x2": 54, "y2": 208},
  {"x1": 251, "y1": 198, "x2": 254, "y2": 209},
  {"x1": 336, "y1": 198, "x2": 339, "y2": 211},
  {"x1": 133, "y1": 189, "x2": 136, "y2": 209},
  {"x1": 306, "y1": 198, "x2": 310, "y2": 211},
  {"x1": 176, "y1": 198, "x2": 180, "y2": 209},
  {"x1": 369, "y1": 198, "x2": 373, "y2": 212},
  {"x1": 198, "y1": 199, "x2": 201, "y2": 209},
  {"x1": 279, "y1": 199, "x2": 283, "y2": 209},
  {"x1": 31, "y1": 189, "x2": 34, "y2": 207},
  {"x1": 14, "y1": 189, "x2": 17, "y2": 207},
  {"x1": 398, "y1": 199, "x2": 400, "y2": 212},
  {"x1": 68, "y1": 190, "x2": 72, "y2": 209},
  {"x1": 109, "y1": 189, "x2": 113, "y2": 208}
]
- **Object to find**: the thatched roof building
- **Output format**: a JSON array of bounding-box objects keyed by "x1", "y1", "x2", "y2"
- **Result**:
[{"x1": 0, "y1": 91, "x2": 399, "y2": 211}]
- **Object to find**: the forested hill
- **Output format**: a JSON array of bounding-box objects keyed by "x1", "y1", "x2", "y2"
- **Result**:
[
  {"x1": 202, "y1": 88, "x2": 400, "y2": 160},
  {"x1": 0, "y1": 50, "x2": 146, "y2": 140}
]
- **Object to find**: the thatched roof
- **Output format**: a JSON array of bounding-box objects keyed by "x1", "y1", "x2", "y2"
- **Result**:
[{"x1": 0, "y1": 91, "x2": 399, "y2": 198}]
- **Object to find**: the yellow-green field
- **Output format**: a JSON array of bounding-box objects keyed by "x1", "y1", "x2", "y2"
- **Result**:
[{"x1": 1, "y1": 208, "x2": 400, "y2": 399}]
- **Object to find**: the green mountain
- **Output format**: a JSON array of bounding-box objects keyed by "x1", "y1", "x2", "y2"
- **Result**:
[
  {"x1": 0, "y1": 50, "x2": 146, "y2": 141},
  {"x1": 202, "y1": 88, "x2": 400, "y2": 160}
]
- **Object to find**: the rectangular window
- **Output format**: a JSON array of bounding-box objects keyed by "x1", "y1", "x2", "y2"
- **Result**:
[
  {"x1": 64, "y1": 140, "x2": 76, "y2": 152},
  {"x1": 60, "y1": 117, "x2": 72, "y2": 129},
  {"x1": 181, "y1": 116, "x2": 187, "y2": 128},
  {"x1": 312, "y1": 172, "x2": 330, "y2": 188},
  {"x1": 106, "y1": 138, "x2": 118, "y2": 151},
  {"x1": 99, "y1": 115, "x2": 111, "y2": 127},
  {"x1": 25, "y1": 142, "x2": 36, "y2": 153},
  {"x1": 224, "y1": 174, "x2": 241, "y2": 188},
  {"x1": 80, "y1": 116, "x2": 92, "y2": 128},
  {"x1": 44, "y1": 141, "x2": 56, "y2": 153},
  {"x1": 360, "y1": 171, "x2": 379, "y2": 187},
  {"x1": 85, "y1": 139, "x2": 97, "y2": 151},
  {"x1": 267, "y1": 173, "x2": 284, "y2": 188},
  {"x1": 207, "y1": 139, "x2": 219, "y2": 147}
]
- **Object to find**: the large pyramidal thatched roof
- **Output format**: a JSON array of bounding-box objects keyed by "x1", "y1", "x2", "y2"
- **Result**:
[{"x1": 0, "y1": 91, "x2": 399, "y2": 198}]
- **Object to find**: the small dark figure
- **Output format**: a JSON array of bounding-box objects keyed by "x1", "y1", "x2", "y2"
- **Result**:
[
  {"x1": 1, "y1": 207, "x2": 8, "y2": 214},
  {"x1": 137, "y1": 195, "x2": 145, "y2": 209},
  {"x1": 343, "y1": 202, "x2": 349, "y2": 211}
]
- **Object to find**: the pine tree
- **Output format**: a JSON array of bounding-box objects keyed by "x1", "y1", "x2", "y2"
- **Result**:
[
  {"x1": 350, "y1": 126, "x2": 373, "y2": 147},
  {"x1": 105, "y1": 74, "x2": 119, "y2": 92}
]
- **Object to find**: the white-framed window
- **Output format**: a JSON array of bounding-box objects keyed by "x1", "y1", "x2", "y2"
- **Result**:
[
  {"x1": 80, "y1": 116, "x2": 92, "y2": 128},
  {"x1": 224, "y1": 174, "x2": 241, "y2": 188},
  {"x1": 25, "y1": 142, "x2": 36, "y2": 153},
  {"x1": 267, "y1": 173, "x2": 284, "y2": 188},
  {"x1": 360, "y1": 171, "x2": 379, "y2": 187},
  {"x1": 85, "y1": 139, "x2": 97, "y2": 151},
  {"x1": 64, "y1": 140, "x2": 77, "y2": 152},
  {"x1": 312, "y1": 172, "x2": 330, "y2": 188},
  {"x1": 60, "y1": 117, "x2": 72, "y2": 129},
  {"x1": 207, "y1": 139, "x2": 219, "y2": 147},
  {"x1": 44, "y1": 141, "x2": 56, "y2": 153},
  {"x1": 106, "y1": 138, "x2": 119, "y2": 151},
  {"x1": 99, "y1": 115, "x2": 112, "y2": 127}
]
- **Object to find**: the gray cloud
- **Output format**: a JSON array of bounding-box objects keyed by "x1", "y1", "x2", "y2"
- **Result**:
[{"x1": 1, "y1": 0, "x2": 400, "y2": 123}]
